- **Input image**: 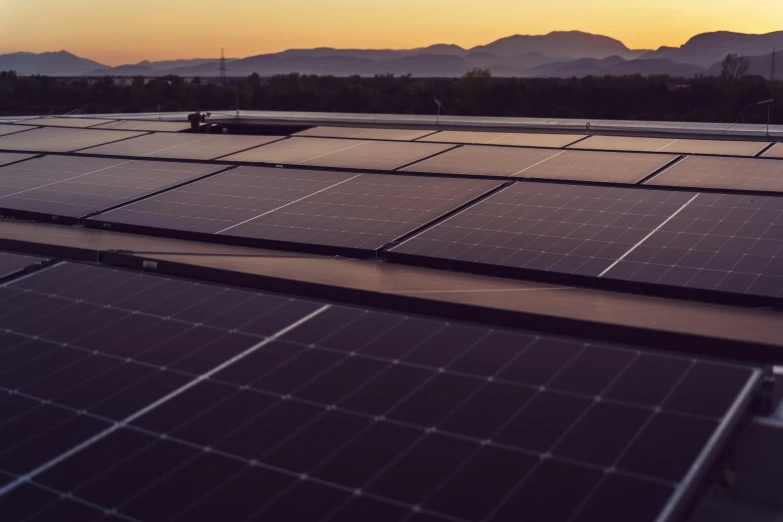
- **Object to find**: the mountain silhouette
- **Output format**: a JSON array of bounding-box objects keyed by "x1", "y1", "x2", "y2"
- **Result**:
[{"x1": 642, "y1": 31, "x2": 783, "y2": 67}]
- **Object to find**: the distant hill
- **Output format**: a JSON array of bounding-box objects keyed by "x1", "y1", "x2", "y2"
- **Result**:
[
  {"x1": 0, "y1": 51, "x2": 107, "y2": 75},
  {"x1": 470, "y1": 31, "x2": 645, "y2": 59},
  {"x1": 642, "y1": 31, "x2": 783, "y2": 67},
  {"x1": 706, "y1": 50, "x2": 782, "y2": 77},
  {"x1": 525, "y1": 56, "x2": 703, "y2": 78}
]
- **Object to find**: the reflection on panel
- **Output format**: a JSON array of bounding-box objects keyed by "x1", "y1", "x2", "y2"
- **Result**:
[
  {"x1": 295, "y1": 126, "x2": 436, "y2": 141},
  {"x1": 520, "y1": 150, "x2": 678, "y2": 184},
  {"x1": 647, "y1": 156, "x2": 783, "y2": 193},
  {"x1": 79, "y1": 133, "x2": 283, "y2": 160},
  {"x1": 0, "y1": 127, "x2": 145, "y2": 153},
  {"x1": 402, "y1": 145, "x2": 561, "y2": 177}
]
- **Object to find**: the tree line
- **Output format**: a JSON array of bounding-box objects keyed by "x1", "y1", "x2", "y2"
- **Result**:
[{"x1": 0, "y1": 69, "x2": 780, "y2": 124}]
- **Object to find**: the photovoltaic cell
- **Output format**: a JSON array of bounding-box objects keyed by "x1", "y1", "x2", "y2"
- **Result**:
[
  {"x1": 0, "y1": 127, "x2": 145, "y2": 153},
  {"x1": 0, "y1": 153, "x2": 33, "y2": 168},
  {"x1": 569, "y1": 136, "x2": 679, "y2": 152},
  {"x1": 91, "y1": 166, "x2": 499, "y2": 250},
  {"x1": 762, "y1": 143, "x2": 783, "y2": 159},
  {"x1": 657, "y1": 139, "x2": 769, "y2": 157},
  {"x1": 601, "y1": 192, "x2": 783, "y2": 299},
  {"x1": 295, "y1": 126, "x2": 436, "y2": 141},
  {"x1": 518, "y1": 150, "x2": 678, "y2": 184},
  {"x1": 0, "y1": 262, "x2": 760, "y2": 522},
  {"x1": 391, "y1": 182, "x2": 697, "y2": 277},
  {"x1": 0, "y1": 124, "x2": 32, "y2": 137},
  {"x1": 0, "y1": 251, "x2": 45, "y2": 279},
  {"x1": 14, "y1": 118, "x2": 115, "y2": 129},
  {"x1": 402, "y1": 145, "x2": 562, "y2": 177},
  {"x1": 0, "y1": 155, "x2": 225, "y2": 219},
  {"x1": 78, "y1": 132, "x2": 283, "y2": 160},
  {"x1": 420, "y1": 131, "x2": 585, "y2": 148},
  {"x1": 91, "y1": 120, "x2": 192, "y2": 132},
  {"x1": 646, "y1": 155, "x2": 783, "y2": 193},
  {"x1": 222, "y1": 137, "x2": 454, "y2": 170}
]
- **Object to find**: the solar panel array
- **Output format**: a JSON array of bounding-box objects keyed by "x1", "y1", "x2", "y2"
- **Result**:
[
  {"x1": 0, "y1": 127, "x2": 145, "y2": 153},
  {"x1": 0, "y1": 153, "x2": 33, "y2": 168},
  {"x1": 658, "y1": 138, "x2": 769, "y2": 157},
  {"x1": 79, "y1": 133, "x2": 283, "y2": 160},
  {"x1": 15, "y1": 118, "x2": 115, "y2": 129},
  {"x1": 295, "y1": 126, "x2": 436, "y2": 141},
  {"x1": 420, "y1": 131, "x2": 585, "y2": 148},
  {"x1": 0, "y1": 156, "x2": 225, "y2": 219},
  {"x1": 0, "y1": 251, "x2": 45, "y2": 279},
  {"x1": 402, "y1": 146, "x2": 561, "y2": 178},
  {"x1": 0, "y1": 262, "x2": 760, "y2": 522},
  {"x1": 222, "y1": 137, "x2": 454, "y2": 170},
  {"x1": 647, "y1": 156, "x2": 783, "y2": 193},
  {"x1": 92, "y1": 120, "x2": 192, "y2": 133},
  {"x1": 601, "y1": 192, "x2": 783, "y2": 298},
  {"x1": 391, "y1": 182, "x2": 696, "y2": 277},
  {"x1": 91, "y1": 167, "x2": 499, "y2": 250},
  {"x1": 570, "y1": 136, "x2": 679, "y2": 152},
  {"x1": 0, "y1": 124, "x2": 31, "y2": 137},
  {"x1": 762, "y1": 143, "x2": 783, "y2": 159}
]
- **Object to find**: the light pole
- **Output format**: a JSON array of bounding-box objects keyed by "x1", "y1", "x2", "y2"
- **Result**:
[
  {"x1": 737, "y1": 99, "x2": 774, "y2": 136},
  {"x1": 434, "y1": 98, "x2": 444, "y2": 126}
]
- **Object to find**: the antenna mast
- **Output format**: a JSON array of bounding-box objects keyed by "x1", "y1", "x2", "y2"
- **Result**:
[{"x1": 219, "y1": 48, "x2": 227, "y2": 80}]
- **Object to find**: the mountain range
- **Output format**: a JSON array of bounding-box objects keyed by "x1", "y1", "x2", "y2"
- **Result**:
[{"x1": 2, "y1": 30, "x2": 781, "y2": 78}]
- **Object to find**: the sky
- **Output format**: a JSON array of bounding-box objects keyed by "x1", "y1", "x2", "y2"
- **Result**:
[{"x1": 1, "y1": 0, "x2": 781, "y2": 65}]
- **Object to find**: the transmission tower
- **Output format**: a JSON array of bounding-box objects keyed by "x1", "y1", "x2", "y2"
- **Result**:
[{"x1": 219, "y1": 49, "x2": 227, "y2": 80}]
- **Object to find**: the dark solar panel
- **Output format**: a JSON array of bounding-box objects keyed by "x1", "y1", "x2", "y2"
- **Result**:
[
  {"x1": 0, "y1": 251, "x2": 45, "y2": 279},
  {"x1": 223, "y1": 137, "x2": 453, "y2": 170},
  {"x1": 0, "y1": 156, "x2": 226, "y2": 219},
  {"x1": 0, "y1": 262, "x2": 760, "y2": 522},
  {"x1": 391, "y1": 182, "x2": 697, "y2": 277},
  {"x1": 601, "y1": 192, "x2": 783, "y2": 299},
  {"x1": 0, "y1": 153, "x2": 33, "y2": 168},
  {"x1": 519, "y1": 150, "x2": 678, "y2": 184},
  {"x1": 0, "y1": 128, "x2": 145, "y2": 153},
  {"x1": 402, "y1": 145, "x2": 562, "y2": 177},
  {"x1": 646, "y1": 155, "x2": 783, "y2": 193},
  {"x1": 78, "y1": 132, "x2": 283, "y2": 160},
  {"x1": 295, "y1": 127, "x2": 436, "y2": 141},
  {"x1": 91, "y1": 167, "x2": 499, "y2": 250}
]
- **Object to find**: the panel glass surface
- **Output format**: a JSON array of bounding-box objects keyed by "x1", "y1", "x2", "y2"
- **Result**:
[
  {"x1": 392, "y1": 182, "x2": 697, "y2": 277},
  {"x1": 0, "y1": 153, "x2": 33, "y2": 167},
  {"x1": 14, "y1": 118, "x2": 115, "y2": 128},
  {"x1": 92, "y1": 167, "x2": 499, "y2": 250},
  {"x1": 402, "y1": 145, "x2": 562, "y2": 177},
  {"x1": 92, "y1": 120, "x2": 192, "y2": 132},
  {"x1": 295, "y1": 126, "x2": 436, "y2": 141},
  {"x1": 762, "y1": 143, "x2": 783, "y2": 159},
  {"x1": 519, "y1": 150, "x2": 678, "y2": 184},
  {"x1": 658, "y1": 139, "x2": 769, "y2": 157},
  {"x1": 569, "y1": 136, "x2": 679, "y2": 152},
  {"x1": 0, "y1": 155, "x2": 225, "y2": 218},
  {"x1": 78, "y1": 132, "x2": 283, "y2": 160},
  {"x1": 0, "y1": 128, "x2": 145, "y2": 153},
  {"x1": 0, "y1": 251, "x2": 44, "y2": 278},
  {"x1": 421, "y1": 131, "x2": 584, "y2": 148},
  {"x1": 0, "y1": 262, "x2": 759, "y2": 522},
  {"x1": 222, "y1": 137, "x2": 453, "y2": 170},
  {"x1": 0, "y1": 124, "x2": 32, "y2": 137},
  {"x1": 646, "y1": 156, "x2": 783, "y2": 193},
  {"x1": 602, "y1": 192, "x2": 783, "y2": 299}
]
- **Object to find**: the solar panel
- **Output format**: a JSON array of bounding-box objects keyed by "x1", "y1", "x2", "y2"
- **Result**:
[
  {"x1": 402, "y1": 146, "x2": 562, "y2": 177},
  {"x1": 762, "y1": 143, "x2": 783, "y2": 159},
  {"x1": 0, "y1": 153, "x2": 33, "y2": 168},
  {"x1": 0, "y1": 124, "x2": 32, "y2": 137},
  {"x1": 0, "y1": 262, "x2": 761, "y2": 522},
  {"x1": 0, "y1": 155, "x2": 225, "y2": 219},
  {"x1": 657, "y1": 139, "x2": 769, "y2": 157},
  {"x1": 518, "y1": 150, "x2": 678, "y2": 184},
  {"x1": 391, "y1": 182, "x2": 697, "y2": 278},
  {"x1": 646, "y1": 155, "x2": 783, "y2": 193},
  {"x1": 222, "y1": 137, "x2": 453, "y2": 170},
  {"x1": 569, "y1": 136, "x2": 679, "y2": 152},
  {"x1": 421, "y1": 131, "x2": 585, "y2": 148},
  {"x1": 91, "y1": 120, "x2": 192, "y2": 132},
  {"x1": 600, "y1": 192, "x2": 783, "y2": 299},
  {"x1": 14, "y1": 118, "x2": 115, "y2": 129},
  {"x1": 78, "y1": 133, "x2": 283, "y2": 160},
  {"x1": 90, "y1": 167, "x2": 499, "y2": 250},
  {"x1": 0, "y1": 128, "x2": 145, "y2": 153},
  {"x1": 0, "y1": 251, "x2": 45, "y2": 279},
  {"x1": 295, "y1": 127, "x2": 436, "y2": 141}
]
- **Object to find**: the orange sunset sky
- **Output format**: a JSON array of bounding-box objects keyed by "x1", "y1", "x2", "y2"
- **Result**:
[{"x1": 2, "y1": 0, "x2": 781, "y2": 65}]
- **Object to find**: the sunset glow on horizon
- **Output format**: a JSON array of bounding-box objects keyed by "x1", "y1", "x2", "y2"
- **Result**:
[{"x1": 2, "y1": 0, "x2": 781, "y2": 65}]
